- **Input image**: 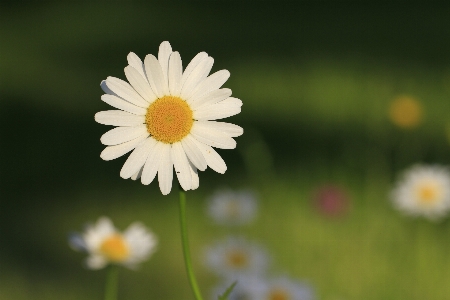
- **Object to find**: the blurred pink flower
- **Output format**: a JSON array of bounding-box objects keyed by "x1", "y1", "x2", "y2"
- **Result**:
[{"x1": 313, "y1": 185, "x2": 350, "y2": 218}]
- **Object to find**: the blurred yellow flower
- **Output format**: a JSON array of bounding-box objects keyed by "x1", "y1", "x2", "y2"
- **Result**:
[{"x1": 388, "y1": 95, "x2": 423, "y2": 128}]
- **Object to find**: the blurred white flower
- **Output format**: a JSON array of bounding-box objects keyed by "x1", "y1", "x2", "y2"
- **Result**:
[
  {"x1": 95, "y1": 41, "x2": 243, "y2": 195},
  {"x1": 211, "y1": 275, "x2": 315, "y2": 300},
  {"x1": 210, "y1": 275, "x2": 265, "y2": 300},
  {"x1": 207, "y1": 189, "x2": 257, "y2": 226},
  {"x1": 257, "y1": 276, "x2": 315, "y2": 300},
  {"x1": 205, "y1": 236, "x2": 270, "y2": 278},
  {"x1": 69, "y1": 217, "x2": 157, "y2": 270},
  {"x1": 391, "y1": 164, "x2": 450, "y2": 221}
]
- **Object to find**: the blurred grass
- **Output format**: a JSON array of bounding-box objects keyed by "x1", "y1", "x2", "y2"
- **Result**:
[
  {"x1": 2, "y1": 2, "x2": 450, "y2": 300},
  {"x1": 3, "y1": 168, "x2": 450, "y2": 299}
]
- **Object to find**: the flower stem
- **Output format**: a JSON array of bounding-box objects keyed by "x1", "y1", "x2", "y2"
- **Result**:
[
  {"x1": 179, "y1": 189, "x2": 204, "y2": 300},
  {"x1": 104, "y1": 265, "x2": 119, "y2": 300}
]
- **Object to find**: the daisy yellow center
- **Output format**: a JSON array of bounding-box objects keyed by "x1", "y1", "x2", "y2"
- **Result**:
[
  {"x1": 268, "y1": 289, "x2": 290, "y2": 300},
  {"x1": 417, "y1": 183, "x2": 441, "y2": 205},
  {"x1": 226, "y1": 249, "x2": 249, "y2": 269},
  {"x1": 145, "y1": 96, "x2": 193, "y2": 144},
  {"x1": 99, "y1": 234, "x2": 129, "y2": 262}
]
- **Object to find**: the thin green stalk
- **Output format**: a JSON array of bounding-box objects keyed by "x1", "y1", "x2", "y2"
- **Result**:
[
  {"x1": 104, "y1": 265, "x2": 119, "y2": 300},
  {"x1": 179, "y1": 189, "x2": 204, "y2": 300}
]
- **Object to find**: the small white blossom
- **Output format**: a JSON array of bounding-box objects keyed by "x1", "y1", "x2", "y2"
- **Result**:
[
  {"x1": 207, "y1": 189, "x2": 257, "y2": 226},
  {"x1": 205, "y1": 236, "x2": 270, "y2": 278},
  {"x1": 257, "y1": 276, "x2": 315, "y2": 300},
  {"x1": 69, "y1": 217, "x2": 157, "y2": 269},
  {"x1": 391, "y1": 164, "x2": 450, "y2": 221}
]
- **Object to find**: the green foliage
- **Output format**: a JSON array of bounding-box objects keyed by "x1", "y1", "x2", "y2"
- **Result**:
[{"x1": 217, "y1": 281, "x2": 237, "y2": 300}]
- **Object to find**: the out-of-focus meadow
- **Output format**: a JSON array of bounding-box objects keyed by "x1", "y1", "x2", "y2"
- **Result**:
[{"x1": 2, "y1": 2, "x2": 450, "y2": 300}]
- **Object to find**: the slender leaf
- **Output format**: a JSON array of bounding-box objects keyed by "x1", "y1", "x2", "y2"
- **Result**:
[{"x1": 218, "y1": 281, "x2": 237, "y2": 300}]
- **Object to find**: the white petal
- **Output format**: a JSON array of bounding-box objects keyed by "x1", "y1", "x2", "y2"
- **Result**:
[
  {"x1": 195, "y1": 121, "x2": 243, "y2": 137},
  {"x1": 187, "y1": 70, "x2": 230, "y2": 102},
  {"x1": 130, "y1": 167, "x2": 143, "y2": 180},
  {"x1": 158, "y1": 144, "x2": 173, "y2": 195},
  {"x1": 219, "y1": 97, "x2": 242, "y2": 107},
  {"x1": 171, "y1": 142, "x2": 192, "y2": 191},
  {"x1": 127, "y1": 52, "x2": 146, "y2": 79},
  {"x1": 196, "y1": 57, "x2": 214, "y2": 82},
  {"x1": 100, "y1": 80, "x2": 115, "y2": 95},
  {"x1": 191, "y1": 138, "x2": 227, "y2": 174},
  {"x1": 100, "y1": 134, "x2": 149, "y2": 161},
  {"x1": 144, "y1": 54, "x2": 167, "y2": 98},
  {"x1": 189, "y1": 88, "x2": 231, "y2": 109},
  {"x1": 181, "y1": 135, "x2": 207, "y2": 171},
  {"x1": 100, "y1": 125, "x2": 148, "y2": 145},
  {"x1": 95, "y1": 110, "x2": 145, "y2": 126},
  {"x1": 120, "y1": 138, "x2": 157, "y2": 179},
  {"x1": 180, "y1": 57, "x2": 214, "y2": 100},
  {"x1": 141, "y1": 140, "x2": 164, "y2": 185},
  {"x1": 180, "y1": 52, "x2": 208, "y2": 87},
  {"x1": 190, "y1": 122, "x2": 236, "y2": 149},
  {"x1": 85, "y1": 255, "x2": 108, "y2": 270},
  {"x1": 105, "y1": 77, "x2": 149, "y2": 108},
  {"x1": 101, "y1": 94, "x2": 147, "y2": 115},
  {"x1": 124, "y1": 66, "x2": 157, "y2": 103},
  {"x1": 168, "y1": 52, "x2": 182, "y2": 96},
  {"x1": 189, "y1": 163, "x2": 199, "y2": 190},
  {"x1": 123, "y1": 223, "x2": 157, "y2": 259},
  {"x1": 83, "y1": 217, "x2": 116, "y2": 251},
  {"x1": 193, "y1": 99, "x2": 241, "y2": 120},
  {"x1": 123, "y1": 222, "x2": 149, "y2": 241},
  {"x1": 94, "y1": 217, "x2": 116, "y2": 236},
  {"x1": 158, "y1": 41, "x2": 172, "y2": 92}
]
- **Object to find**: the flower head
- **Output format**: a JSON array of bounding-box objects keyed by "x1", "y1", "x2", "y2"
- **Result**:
[
  {"x1": 205, "y1": 236, "x2": 270, "y2": 278},
  {"x1": 391, "y1": 164, "x2": 450, "y2": 221},
  {"x1": 258, "y1": 276, "x2": 315, "y2": 300},
  {"x1": 69, "y1": 217, "x2": 157, "y2": 269},
  {"x1": 207, "y1": 189, "x2": 257, "y2": 226},
  {"x1": 388, "y1": 95, "x2": 423, "y2": 129},
  {"x1": 95, "y1": 41, "x2": 243, "y2": 195}
]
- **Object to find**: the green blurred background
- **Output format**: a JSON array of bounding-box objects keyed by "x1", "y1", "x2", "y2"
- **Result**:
[{"x1": 2, "y1": 2, "x2": 450, "y2": 299}]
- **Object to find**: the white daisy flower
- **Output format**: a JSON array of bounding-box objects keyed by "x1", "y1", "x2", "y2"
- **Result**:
[
  {"x1": 69, "y1": 217, "x2": 157, "y2": 270},
  {"x1": 205, "y1": 236, "x2": 270, "y2": 278},
  {"x1": 257, "y1": 276, "x2": 315, "y2": 300},
  {"x1": 391, "y1": 164, "x2": 450, "y2": 221},
  {"x1": 95, "y1": 41, "x2": 243, "y2": 195},
  {"x1": 207, "y1": 189, "x2": 257, "y2": 226}
]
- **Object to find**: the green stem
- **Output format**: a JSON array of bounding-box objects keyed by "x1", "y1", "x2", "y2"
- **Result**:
[
  {"x1": 179, "y1": 189, "x2": 204, "y2": 300},
  {"x1": 104, "y1": 265, "x2": 119, "y2": 300}
]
